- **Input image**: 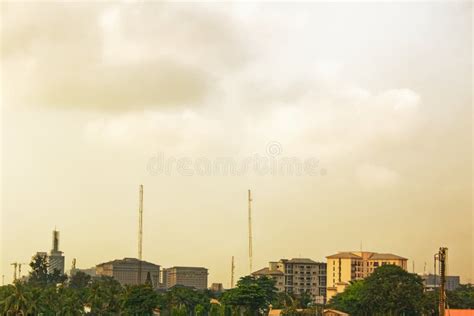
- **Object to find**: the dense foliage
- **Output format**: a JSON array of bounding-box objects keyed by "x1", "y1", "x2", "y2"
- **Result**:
[
  {"x1": 1, "y1": 257, "x2": 472, "y2": 315},
  {"x1": 329, "y1": 265, "x2": 474, "y2": 315}
]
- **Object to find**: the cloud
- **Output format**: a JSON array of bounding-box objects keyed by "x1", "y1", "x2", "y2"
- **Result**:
[{"x1": 1, "y1": 2, "x2": 247, "y2": 111}]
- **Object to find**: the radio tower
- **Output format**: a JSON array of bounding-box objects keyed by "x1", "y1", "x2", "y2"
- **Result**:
[
  {"x1": 230, "y1": 256, "x2": 235, "y2": 288},
  {"x1": 248, "y1": 189, "x2": 253, "y2": 274},
  {"x1": 137, "y1": 184, "x2": 144, "y2": 284}
]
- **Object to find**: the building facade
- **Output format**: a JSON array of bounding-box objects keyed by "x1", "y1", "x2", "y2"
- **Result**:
[
  {"x1": 48, "y1": 230, "x2": 65, "y2": 275},
  {"x1": 252, "y1": 258, "x2": 327, "y2": 304},
  {"x1": 421, "y1": 274, "x2": 460, "y2": 291},
  {"x1": 96, "y1": 258, "x2": 160, "y2": 287},
  {"x1": 326, "y1": 251, "x2": 408, "y2": 301},
  {"x1": 163, "y1": 266, "x2": 208, "y2": 290}
]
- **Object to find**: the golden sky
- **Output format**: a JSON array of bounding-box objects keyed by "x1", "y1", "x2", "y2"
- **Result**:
[{"x1": 1, "y1": 2, "x2": 472, "y2": 285}]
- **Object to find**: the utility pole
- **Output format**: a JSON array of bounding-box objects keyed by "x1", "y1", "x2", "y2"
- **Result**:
[
  {"x1": 138, "y1": 184, "x2": 144, "y2": 284},
  {"x1": 438, "y1": 247, "x2": 448, "y2": 316},
  {"x1": 248, "y1": 189, "x2": 253, "y2": 274},
  {"x1": 2, "y1": 275, "x2": 4, "y2": 286},
  {"x1": 230, "y1": 256, "x2": 235, "y2": 288},
  {"x1": 10, "y1": 263, "x2": 18, "y2": 282}
]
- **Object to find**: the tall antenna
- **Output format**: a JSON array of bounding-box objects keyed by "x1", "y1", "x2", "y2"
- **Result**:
[
  {"x1": 248, "y1": 189, "x2": 253, "y2": 274},
  {"x1": 438, "y1": 247, "x2": 448, "y2": 316},
  {"x1": 138, "y1": 184, "x2": 144, "y2": 284},
  {"x1": 231, "y1": 256, "x2": 235, "y2": 288}
]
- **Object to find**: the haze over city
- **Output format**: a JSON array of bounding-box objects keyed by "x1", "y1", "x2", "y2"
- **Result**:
[{"x1": 1, "y1": 0, "x2": 472, "y2": 289}]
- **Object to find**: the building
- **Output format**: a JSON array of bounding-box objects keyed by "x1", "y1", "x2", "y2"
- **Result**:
[
  {"x1": 421, "y1": 274, "x2": 461, "y2": 291},
  {"x1": 48, "y1": 230, "x2": 65, "y2": 274},
  {"x1": 96, "y1": 258, "x2": 160, "y2": 287},
  {"x1": 162, "y1": 266, "x2": 208, "y2": 290},
  {"x1": 210, "y1": 283, "x2": 224, "y2": 292},
  {"x1": 445, "y1": 310, "x2": 474, "y2": 316},
  {"x1": 326, "y1": 251, "x2": 408, "y2": 301},
  {"x1": 252, "y1": 258, "x2": 327, "y2": 304}
]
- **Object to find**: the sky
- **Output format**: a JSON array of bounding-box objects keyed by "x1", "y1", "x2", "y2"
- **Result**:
[{"x1": 1, "y1": 1, "x2": 472, "y2": 286}]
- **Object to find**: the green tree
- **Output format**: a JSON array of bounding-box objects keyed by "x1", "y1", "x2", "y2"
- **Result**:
[
  {"x1": 329, "y1": 280, "x2": 366, "y2": 314},
  {"x1": 121, "y1": 284, "x2": 159, "y2": 315},
  {"x1": 221, "y1": 275, "x2": 277, "y2": 315},
  {"x1": 164, "y1": 286, "x2": 210, "y2": 315},
  {"x1": 29, "y1": 253, "x2": 49, "y2": 285},
  {"x1": 330, "y1": 265, "x2": 425, "y2": 315},
  {"x1": 448, "y1": 284, "x2": 474, "y2": 308},
  {"x1": 0, "y1": 283, "x2": 31, "y2": 315},
  {"x1": 87, "y1": 276, "x2": 123, "y2": 315},
  {"x1": 70, "y1": 271, "x2": 92, "y2": 289}
]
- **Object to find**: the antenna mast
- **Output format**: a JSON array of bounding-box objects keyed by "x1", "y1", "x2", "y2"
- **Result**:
[
  {"x1": 248, "y1": 189, "x2": 253, "y2": 274},
  {"x1": 138, "y1": 184, "x2": 144, "y2": 284},
  {"x1": 231, "y1": 256, "x2": 235, "y2": 288}
]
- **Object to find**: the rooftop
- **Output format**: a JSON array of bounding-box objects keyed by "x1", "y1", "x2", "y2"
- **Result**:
[
  {"x1": 96, "y1": 257, "x2": 160, "y2": 267},
  {"x1": 326, "y1": 251, "x2": 407, "y2": 260},
  {"x1": 252, "y1": 267, "x2": 284, "y2": 276}
]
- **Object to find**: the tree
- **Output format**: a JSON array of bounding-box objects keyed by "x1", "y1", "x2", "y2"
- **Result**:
[
  {"x1": 329, "y1": 280, "x2": 366, "y2": 314},
  {"x1": 330, "y1": 265, "x2": 425, "y2": 315},
  {"x1": 163, "y1": 286, "x2": 210, "y2": 315},
  {"x1": 87, "y1": 276, "x2": 123, "y2": 315},
  {"x1": 70, "y1": 270, "x2": 92, "y2": 289},
  {"x1": 29, "y1": 253, "x2": 49, "y2": 285},
  {"x1": 221, "y1": 275, "x2": 277, "y2": 315},
  {"x1": 121, "y1": 284, "x2": 159, "y2": 315},
  {"x1": 0, "y1": 283, "x2": 31, "y2": 315},
  {"x1": 447, "y1": 284, "x2": 474, "y2": 308}
]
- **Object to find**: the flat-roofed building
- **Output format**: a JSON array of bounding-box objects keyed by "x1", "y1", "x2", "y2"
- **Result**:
[
  {"x1": 163, "y1": 266, "x2": 208, "y2": 290},
  {"x1": 253, "y1": 258, "x2": 327, "y2": 304},
  {"x1": 96, "y1": 258, "x2": 160, "y2": 288},
  {"x1": 421, "y1": 274, "x2": 460, "y2": 291},
  {"x1": 326, "y1": 251, "x2": 407, "y2": 301}
]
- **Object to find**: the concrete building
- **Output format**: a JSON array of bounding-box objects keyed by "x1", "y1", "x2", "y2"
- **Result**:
[
  {"x1": 163, "y1": 266, "x2": 208, "y2": 290},
  {"x1": 421, "y1": 274, "x2": 461, "y2": 291},
  {"x1": 252, "y1": 258, "x2": 327, "y2": 304},
  {"x1": 326, "y1": 251, "x2": 408, "y2": 301},
  {"x1": 48, "y1": 230, "x2": 65, "y2": 274},
  {"x1": 96, "y1": 258, "x2": 160, "y2": 287},
  {"x1": 210, "y1": 283, "x2": 224, "y2": 292}
]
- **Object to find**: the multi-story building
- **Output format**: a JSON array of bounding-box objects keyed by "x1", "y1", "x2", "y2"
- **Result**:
[
  {"x1": 210, "y1": 283, "x2": 224, "y2": 292},
  {"x1": 162, "y1": 266, "x2": 208, "y2": 290},
  {"x1": 252, "y1": 258, "x2": 327, "y2": 304},
  {"x1": 326, "y1": 251, "x2": 408, "y2": 301},
  {"x1": 421, "y1": 274, "x2": 460, "y2": 291},
  {"x1": 96, "y1": 258, "x2": 160, "y2": 287},
  {"x1": 48, "y1": 230, "x2": 65, "y2": 275}
]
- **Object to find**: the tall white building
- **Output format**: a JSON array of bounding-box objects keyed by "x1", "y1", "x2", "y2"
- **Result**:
[
  {"x1": 48, "y1": 230, "x2": 65, "y2": 274},
  {"x1": 252, "y1": 258, "x2": 327, "y2": 304}
]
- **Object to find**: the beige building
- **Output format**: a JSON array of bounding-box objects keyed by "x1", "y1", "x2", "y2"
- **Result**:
[
  {"x1": 252, "y1": 258, "x2": 327, "y2": 304},
  {"x1": 163, "y1": 266, "x2": 208, "y2": 290},
  {"x1": 96, "y1": 257, "x2": 160, "y2": 288},
  {"x1": 326, "y1": 251, "x2": 408, "y2": 301}
]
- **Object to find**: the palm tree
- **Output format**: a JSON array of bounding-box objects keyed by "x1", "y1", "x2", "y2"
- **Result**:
[{"x1": 1, "y1": 283, "x2": 30, "y2": 315}]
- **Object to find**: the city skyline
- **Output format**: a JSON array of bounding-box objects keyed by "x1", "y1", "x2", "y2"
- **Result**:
[{"x1": 1, "y1": 1, "x2": 472, "y2": 287}]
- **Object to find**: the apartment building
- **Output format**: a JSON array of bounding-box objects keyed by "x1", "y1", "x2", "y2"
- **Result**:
[
  {"x1": 162, "y1": 266, "x2": 208, "y2": 290},
  {"x1": 96, "y1": 258, "x2": 160, "y2": 287},
  {"x1": 252, "y1": 258, "x2": 327, "y2": 304},
  {"x1": 326, "y1": 251, "x2": 408, "y2": 301}
]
